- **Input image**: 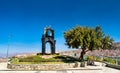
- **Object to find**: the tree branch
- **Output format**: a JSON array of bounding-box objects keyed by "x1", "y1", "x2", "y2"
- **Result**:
[{"x1": 85, "y1": 49, "x2": 89, "y2": 52}]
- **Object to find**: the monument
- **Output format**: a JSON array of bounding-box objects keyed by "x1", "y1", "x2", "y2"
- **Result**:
[{"x1": 41, "y1": 27, "x2": 56, "y2": 54}]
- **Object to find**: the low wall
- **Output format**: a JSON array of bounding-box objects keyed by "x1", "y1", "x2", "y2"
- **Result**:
[
  {"x1": 7, "y1": 63, "x2": 78, "y2": 70},
  {"x1": 106, "y1": 63, "x2": 120, "y2": 70}
]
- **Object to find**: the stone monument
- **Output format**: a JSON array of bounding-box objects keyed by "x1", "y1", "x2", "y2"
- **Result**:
[{"x1": 41, "y1": 27, "x2": 56, "y2": 54}]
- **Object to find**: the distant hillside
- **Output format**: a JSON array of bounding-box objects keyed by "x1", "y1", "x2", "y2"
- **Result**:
[
  {"x1": 114, "y1": 42, "x2": 120, "y2": 49},
  {"x1": 14, "y1": 52, "x2": 37, "y2": 58},
  {"x1": 0, "y1": 57, "x2": 7, "y2": 62}
]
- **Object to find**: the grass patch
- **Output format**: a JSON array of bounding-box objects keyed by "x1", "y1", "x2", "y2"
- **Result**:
[
  {"x1": 12, "y1": 62, "x2": 64, "y2": 64},
  {"x1": 10, "y1": 55, "x2": 79, "y2": 64}
]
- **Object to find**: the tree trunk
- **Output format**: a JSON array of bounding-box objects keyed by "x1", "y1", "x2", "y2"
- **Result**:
[
  {"x1": 79, "y1": 49, "x2": 86, "y2": 67},
  {"x1": 80, "y1": 50, "x2": 86, "y2": 61}
]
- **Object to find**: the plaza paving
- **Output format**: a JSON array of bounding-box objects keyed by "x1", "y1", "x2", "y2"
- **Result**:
[{"x1": 0, "y1": 62, "x2": 120, "y2": 73}]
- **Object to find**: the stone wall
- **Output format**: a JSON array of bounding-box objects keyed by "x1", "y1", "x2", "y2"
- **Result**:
[
  {"x1": 7, "y1": 63, "x2": 78, "y2": 70},
  {"x1": 106, "y1": 63, "x2": 120, "y2": 70}
]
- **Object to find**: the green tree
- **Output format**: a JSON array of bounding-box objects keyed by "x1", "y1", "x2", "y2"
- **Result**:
[
  {"x1": 101, "y1": 35, "x2": 114, "y2": 50},
  {"x1": 64, "y1": 25, "x2": 114, "y2": 61}
]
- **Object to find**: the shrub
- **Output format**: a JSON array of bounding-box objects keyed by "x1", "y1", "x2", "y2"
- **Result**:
[
  {"x1": 10, "y1": 58, "x2": 19, "y2": 64},
  {"x1": 103, "y1": 57, "x2": 108, "y2": 62},
  {"x1": 88, "y1": 56, "x2": 94, "y2": 60},
  {"x1": 117, "y1": 59, "x2": 120, "y2": 65},
  {"x1": 84, "y1": 55, "x2": 88, "y2": 61},
  {"x1": 103, "y1": 57, "x2": 116, "y2": 64},
  {"x1": 96, "y1": 57, "x2": 101, "y2": 61},
  {"x1": 110, "y1": 59, "x2": 116, "y2": 64}
]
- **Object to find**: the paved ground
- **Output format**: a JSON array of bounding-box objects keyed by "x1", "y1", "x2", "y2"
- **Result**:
[{"x1": 0, "y1": 62, "x2": 119, "y2": 73}]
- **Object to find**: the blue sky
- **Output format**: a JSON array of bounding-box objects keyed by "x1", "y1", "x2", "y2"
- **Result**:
[{"x1": 0, "y1": 0, "x2": 120, "y2": 57}]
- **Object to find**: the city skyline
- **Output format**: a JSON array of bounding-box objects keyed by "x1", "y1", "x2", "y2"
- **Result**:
[{"x1": 0, "y1": 0, "x2": 120, "y2": 57}]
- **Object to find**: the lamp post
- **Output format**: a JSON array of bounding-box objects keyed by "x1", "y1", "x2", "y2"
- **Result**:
[
  {"x1": 6, "y1": 34, "x2": 12, "y2": 63},
  {"x1": 101, "y1": 53, "x2": 104, "y2": 66},
  {"x1": 113, "y1": 52, "x2": 117, "y2": 65},
  {"x1": 116, "y1": 54, "x2": 117, "y2": 65},
  {"x1": 107, "y1": 50, "x2": 110, "y2": 64},
  {"x1": 115, "y1": 49, "x2": 118, "y2": 65}
]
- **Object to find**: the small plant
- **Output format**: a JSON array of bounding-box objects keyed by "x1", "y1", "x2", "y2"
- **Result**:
[
  {"x1": 84, "y1": 55, "x2": 88, "y2": 61},
  {"x1": 110, "y1": 59, "x2": 116, "y2": 65},
  {"x1": 103, "y1": 57, "x2": 116, "y2": 65},
  {"x1": 103, "y1": 57, "x2": 108, "y2": 62},
  {"x1": 10, "y1": 58, "x2": 19, "y2": 64},
  {"x1": 117, "y1": 59, "x2": 120, "y2": 65},
  {"x1": 88, "y1": 56, "x2": 94, "y2": 60},
  {"x1": 96, "y1": 57, "x2": 101, "y2": 61}
]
